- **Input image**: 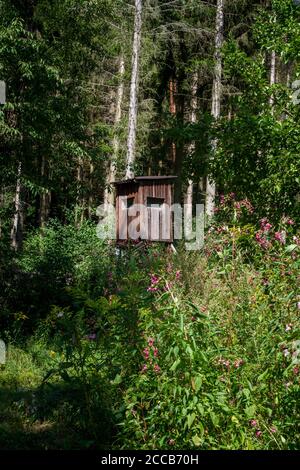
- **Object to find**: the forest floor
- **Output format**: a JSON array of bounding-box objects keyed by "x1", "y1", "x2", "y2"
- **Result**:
[{"x1": 0, "y1": 347, "x2": 84, "y2": 449}]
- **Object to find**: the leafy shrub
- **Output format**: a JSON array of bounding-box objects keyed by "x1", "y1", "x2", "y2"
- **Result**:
[{"x1": 3, "y1": 220, "x2": 112, "y2": 330}]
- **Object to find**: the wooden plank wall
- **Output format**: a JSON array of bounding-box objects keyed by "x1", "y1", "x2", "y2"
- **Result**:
[
  {"x1": 116, "y1": 183, "x2": 138, "y2": 240},
  {"x1": 116, "y1": 181, "x2": 174, "y2": 242},
  {"x1": 139, "y1": 182, "x2": 173, "y2": 242}
]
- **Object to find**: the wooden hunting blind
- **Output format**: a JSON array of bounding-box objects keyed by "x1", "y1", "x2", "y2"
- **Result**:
[{"x1": 114, "y1": 176, "x2": 177, "y2": 243}]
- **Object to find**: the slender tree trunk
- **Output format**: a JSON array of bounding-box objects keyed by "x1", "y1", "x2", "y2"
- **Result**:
[
  {"x1": 11, "y1": 161, "x2": 23, "y2": 250},
  {"x1": 185, "y1": 72, "x2": 198, "y2": 219},
  {"x1": 169, "y1": 77, "x2": 177, "y2": 164},
  {"x1": 174, "y1": 34, "x2": 187, "y2": 204},
  {"x1": 206, "y1": 0, "x2": 224, "y2": 218},
  {"x1": 88, "y1": 161, "x2": 94, "y2": 219},
  {"x1": 169, "y1": 77, "x2": 176, "y2": 114},
  {"x1": 104, "y1": 55, "x2": 125, "y2": 205},
  {"x1": 286, "y1": 61, "x2": 292, "y2": 88},
  {"x1": 269, "y1": 50, "x2": 276, "y2": 109},
  {"x1": 125, "y1": 0, "x2": 143, "y2": 180},
  {"x1": 174, "y1": 84, "x2": 185, "y2": 204},
  {"x1": 80, "y1": 160, "x2": 86, "y2": 226},
  {"x1": 39, "y1": 155, "x2": 51, "y2": 228},
  {"x1": 75, "y1": 157, "x2": 84, "y2": 227}
]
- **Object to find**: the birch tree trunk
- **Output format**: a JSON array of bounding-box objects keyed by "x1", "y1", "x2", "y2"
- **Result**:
[
  {"x1": 206, "y1": 0, "x2": 224, "y2": 218},
  {"x1": 104, "y1": 55, "x2": 125, "y2": 205},
  {"x1": 269, "y1": 50, "x2": 276, "y2": 109},
  {"x1": 11, "y1": 161, "x2": 23, "y2": 250},
  {"x1": 185, "y1": 72, "x2": 198, "y2": 222},
  {"x1": 125, "y1": 0, "x2": 142, "y2": 180}
]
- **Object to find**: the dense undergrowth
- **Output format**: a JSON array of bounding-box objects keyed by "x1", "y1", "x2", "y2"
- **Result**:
[{"x1": 0, "y1": 199, "x2": 299, "y2": 450}]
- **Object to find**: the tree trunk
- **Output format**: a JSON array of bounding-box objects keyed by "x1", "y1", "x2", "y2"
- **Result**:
[
  {"x1": 11, "y1": 161, "x2": 23, "y2": 250},
  {"x1": 39, "y1": 155, "x2": 51, "y2": 228},
  {"x1": 169, "y1": 77, "x2": 177, "y2": 164},
  {"x1": 185, "y1": 71, "x2": 198, "y2": 221},
  {"x1": 173, "y1": 85, "x2": 185, "y2": 204},
  {"x1": 104, "y1": 55, "x2": 125, "y2": 205},
  {"x1": 173, "y1": 32, "x2": 188, "y2": 204},
  {"x1": 206, "y1": 0, "x2": 224, "y2": 218},
  {"x1": 125, "y1": 0, "x2": 143, "y2": 180},
  {"x1": 88, "y1": 161, "x2": 94, "y2": 219},
  {"x1": 269, "y1": 50, "x2": 276, "y2": 109},
  {"x1": 75, "y1": 157, "x2": 84, "y2": 227}
]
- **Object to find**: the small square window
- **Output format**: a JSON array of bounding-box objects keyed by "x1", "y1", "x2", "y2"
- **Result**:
[
  {"x1": 126, "y1": 197, "x2": 135, "y2": 208},
  {"x1": 147, "y1": 197, "x2": 165, "y2": 208}
]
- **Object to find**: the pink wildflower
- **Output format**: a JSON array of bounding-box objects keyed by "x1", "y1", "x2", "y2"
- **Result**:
[
  {"x1": 153, "y1": 348, "x2": 159, "y2": 357},
  {"x1": 141, "y1": 364, "x2": 148, "y2": 373},
  {"x1": 143, "y1": 348, "x2": 150, "y2": 360},
  {"x1": 256, "y1": 430, "x2": 262, "y2": 438},
  {"x1": 175, "y1": 270, "x2": 181, "y2": 280},
  {"x1": 274, "y1": 231, "x2": 286, "y2": 245},
  {"x1": 293, "y1": 366, "x2": 299, "y2": 376},
  {"x1": 255, "y1": 231, "x2": 271, "y2": 250},
  {"x1": 148, "y1": 338, "x2": 154, "y2": 347},
  {"x1": 154, "y1": 364, "x2": 161, "y2": 373},
  {"x1": 147, "y1": 286, "x2": 158, "y2": 292},
  {"x1": 234, "y1": 359, "x2": 244, "y2": 368},
  {"x1": 260, "y1": 218, "x2": 272, "y2": 231},
  {"x1": 250, "y1": 420, "x2": 258, "y2": 428},
  {"x1": 151, "y1": 275, "x2": 159, "y2": 285},
  {"x1": 270, "y1": 426, "x2": 277, "y2": 434}
]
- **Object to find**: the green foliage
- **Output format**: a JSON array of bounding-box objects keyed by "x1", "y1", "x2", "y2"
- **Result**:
[
  {"x1": 0, "y1": 220, "x2": 111, "y2": 332},
  {"x1": 1, "y1": 218, "x2": 299, "y2": 449},
  {"x1": 117, "y1": 230, "x2": 300, "y2": 449},
  {"x1": 212, "y1": 1, "x2": 300, "y2": 222}
]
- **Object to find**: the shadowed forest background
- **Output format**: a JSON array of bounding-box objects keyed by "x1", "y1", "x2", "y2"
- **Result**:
[{"x1": 0, "y1": 0, "x2": 299, "y2": 450}]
